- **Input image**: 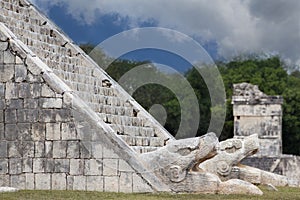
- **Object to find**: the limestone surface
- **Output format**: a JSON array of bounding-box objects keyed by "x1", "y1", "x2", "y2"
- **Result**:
[
  {"x1": 218, "y1": 179, "x2": 263, "y2": 195},
  {"x1": 140, "y1": 133, "x2": 263, "y2": 195},
  {"x1": 199, "y1": 134, "x2": 298, "y2": 188},
  {"x1": 199, "y1": 134, "x2": 259, "y2": 180}
]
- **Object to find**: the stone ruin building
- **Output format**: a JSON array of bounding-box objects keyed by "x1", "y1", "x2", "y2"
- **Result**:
[
  {"x1": 232, "y1": 83, "x2": 300, "y2": 185},
  {"x1": 0, "y1": 0, "x2": 299, "y2": 195},
  {"x1": 232, "y1": 82, "x2": 283, "y2": 157}
]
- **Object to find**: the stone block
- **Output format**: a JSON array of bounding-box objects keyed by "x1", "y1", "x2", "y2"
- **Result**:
[
  {"x1": 76, "y1": 122, "x2": 93, "y2": 141},
  {"x1": 136, "y1": 137, "x2": 143, "y2": 146},
  {"x1": 70, "y1": 159, "x2": 84, "y2": 175},
  {"x1": 23, "y1": 158, "x2": 33, "y2": 173},
  {"x1": 39, "y1": 109, "x2": 56, "y2": 123},
  {"x1": 73, "y1": 176, "x2": 86, "y2": 191},
  {"x1": 84, "y1": 159, "x2": 103, "y2": 175},
  {"x1": 19, "y1": 141, "x2": 35, "y2": 158},
  {"x1": 0, "y1": 175, "x2": 9, "y2": 187},
  {"x1": 9, "y1": 158, "x2": 22, "y2": 174},
  {"x1": 10, "y1": 174, "x2": 26, "y2": 190},
  {"x1": 0, "y1": 141, "x2": 7, "y2": 158},
  {"x1": 80, "y1": 141, "x2": 92, "y2": 158},
  {"x1": 27, "y1": 74, "x2": 43, "y2": 83},
  {"x1": 0, "y1": 64, "x2": 14, "y2": 82},
  {"x1": 103, "y1": 159, "x2": 118, "y2": 176},
  {"x1": 33, "y1": 158, "x2": 46, "y2": 173},
  {"x1": 54, "y1": 159, "x2": 69, "y2": 173},
  {"x1": 25, "y1": 173, "x2": 35, "y2": 190},
  {"x1": 91, "y1": 142, "x2": 102, "y2": 159},
  {"x1": 61, "y1": 123, "x2": 77, "y2": 140},
  {"x1": 35, "y1": 174, "x2": 51, "y2": 190},
  {"x1": 67, "y1": 141, "x2": 80, "y2": 158},
  {"x1": 86, "y1": 176, "x2": 104, "y2": 191},
  {"x1": 0, "y1": 159, "x2": 8, "y2": 174},
  {"x1": 5, "y1": 82, "x2": 18, "y2": 99},
  {"x1": 119, "y1": 159, "x2": 134, "y2": 172},
  {"x1": 52, "y1": 173, "x2": 67, "y2": 190},
  {"x1": 142, "y1": 138, "x2": 150, "y2": 146},
  {"x1": 30, "y1": 83, "x2": 41, "y2": 98},
  {"x1": 24, "y1": 99, "x2": 39, "y2": 109},
  {"x1": 46, "y1": 123, "x2": 61, "y2": 140},
  {"x1": 5, "y1": 109, "x2": 17, "y2": 124},
  {"x1": 8, "y1": 142, "x2": 22, "y2": 158},
  {"x1": 17, "y1": 109, "x2": 39, "y2": 123},
  {"x1": 119, "y1": 172, "x2": 133, "y2": 193},
  {"x1": 150, "y1": 137, "x2": 164, "y2": 147},
  {"x1": 5, "y1": 125, "x2": 18, "y2": 142},
  {"x1": 54, "y1": 109, "x2": 70, "y2": 123},
  {"x1": 45, "y1": 141, "x2": 53, "y2": 157},
  {"x1": 45, "y1": 159, "x2": 55, "y2": 173},
  {"x1": 41, "y1": 84, "x2": 55, "y2": 97},
  {"x1": 53, "y1": 141, "x2": 67, "y2": 158},
  {"x1": 104, "y1": 176, "x2": 119, "y2": 192},
  {"x1": 103, "y1": 147, "x2": 119, "y2": 159},
  {"x1": 3, "y1": 50, "x2": 16, "y2": 64},
  {"x1": 6, "y1": 99, "x2": 23, "y2": 109},
  {"x1": 14, "y1": 64, "x2": 27, "y2": 82},
  {"x1": 18, "y1": 83, "x2": 31, "y2": 98},
  {"x1": 67, "y1": 175, "x2": 74, "y2": 190},
  {"x1": 0, "y1": 41, "x2": 8, "y2": 51},
  {"x1": 32, "y1": 123, "x2": 46, "y2": 141},
  {"x1": 41, "y1": 98, "x2": 63, "y2": 109},
  {"x1": 17, "y1": 123, "x2": 32, "y2": 141},
  {"x1": 63, "y1": 92, "x2": 73, "y2": 107},
  {"x1": 132, "y1": 174, "x2": 153, "y2": 193},
  {"x1": 35, "y1": 141, "x2": 45, "y2": 157}
]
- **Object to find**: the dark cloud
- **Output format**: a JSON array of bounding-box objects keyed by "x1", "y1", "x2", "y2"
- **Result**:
[{"x1": 30, "y1": 0, "x2": 300, "y2": 67}]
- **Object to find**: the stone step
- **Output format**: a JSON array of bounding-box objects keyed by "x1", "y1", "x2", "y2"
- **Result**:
[
  {"x1": 118, "y1": 135, "x2": 165, "y2": 148},
  {"x1": 0, "y1": 1, "x2": 173, "y2": 153},
  {"x1": 132, "y1": 146, "x2": 160, "y2": 154},
  {"x1": 109, "y1": 124, "x2": 155, "y2": 137},
  {"x1": 100, "y1": 114, "x2": 151, "y2": 127},
  {"x1": 77, "y1": 86, "x2": 118, "y2": 97}
]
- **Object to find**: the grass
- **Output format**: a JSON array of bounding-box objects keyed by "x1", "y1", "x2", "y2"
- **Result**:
[{"x1": 1, "y1": 186, "x2": 300, "y2": 200}]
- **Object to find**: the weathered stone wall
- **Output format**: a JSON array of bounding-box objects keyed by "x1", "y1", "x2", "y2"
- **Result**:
[
  {"x1": 0, "y1": 0, "x2": 173, "y2": 154},
  {"x1": 232, "y1": 83, "x2": 283, "y2": 157},
  {"x1": 232, "y1": 83, "x2": 300, "y2": 184},
  {"x1": 0, "y1": 26, "x2": 166, "y2": 192},
  {"x1": 242, "y1": 155, "x2": 300, "y2": 185}
]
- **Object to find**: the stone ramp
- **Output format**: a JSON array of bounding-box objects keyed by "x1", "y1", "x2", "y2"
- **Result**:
[
  {"x1": 0, "y1": 0, "x2": 174, "y2": 154},
  {"x1": 0, "y1": 0, "x2": 175, "y2": 192},
  {"x1": 0, "y1": 22, "x2": 171, "y2": 192}
]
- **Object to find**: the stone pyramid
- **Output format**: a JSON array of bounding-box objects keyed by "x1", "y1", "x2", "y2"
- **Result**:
[
  {"x1": 0, "y1": 0, "x2": 174, "y2": 192},
  {"x1": 0, "y1": 0, "x2": 294, "y2": 195}
]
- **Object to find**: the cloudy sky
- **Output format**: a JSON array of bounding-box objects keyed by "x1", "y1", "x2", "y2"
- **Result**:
[{"x1": 30, "y1": 0, "x2": 300, "y2": 70}]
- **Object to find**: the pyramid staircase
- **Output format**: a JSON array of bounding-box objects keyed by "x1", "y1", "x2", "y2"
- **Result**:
[{"x1": 0, "y1": 0, "x2": 174, "y2": 192}]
